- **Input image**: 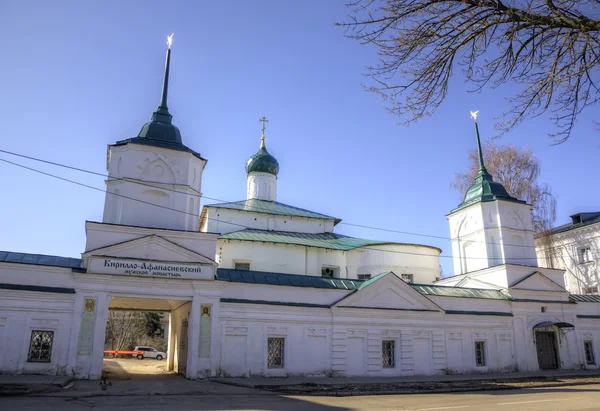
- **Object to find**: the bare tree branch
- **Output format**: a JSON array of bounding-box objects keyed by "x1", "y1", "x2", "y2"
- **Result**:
[
  {"x1": 451, "y1": 140, "x2": 557, "y2": 232},
  {"x1": 338, "y1": 0, "x2": 600, "y2": 142}
]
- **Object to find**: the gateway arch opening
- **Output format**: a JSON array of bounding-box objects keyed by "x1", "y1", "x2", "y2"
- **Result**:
[{"x1": 102, "y1": 296, "x2": 192, "y2": 380}]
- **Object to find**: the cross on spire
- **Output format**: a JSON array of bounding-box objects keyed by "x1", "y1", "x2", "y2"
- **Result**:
[
  {"x1": 259, "y1": 116, "x2": 269, "y2": 136},
  {"x1": 259, "y1": 116, "x2": 269, "y2": 148}
]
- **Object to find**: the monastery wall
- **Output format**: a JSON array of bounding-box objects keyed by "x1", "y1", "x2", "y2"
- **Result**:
[{"x1": 204, "y1": 208, "x2": 335, "y2": 235}]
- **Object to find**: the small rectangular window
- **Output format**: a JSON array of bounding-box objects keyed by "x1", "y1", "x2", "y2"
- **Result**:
[
  {"x1": 382, "y1": 340, "x2": 395, "y2": 368},
  {"x1": 578, "y1": 247, "x2": 592, "y2": 264},
  {"x1": 401, "y1": 274, "x2": 414, "y2": 283},
  {"x1": 267, "y1": 337, "x2": 284, "y2": 368},
  {"x1": 358, "y1": 274, "x2": 371, "y2": 280},
  {"x1": 28, "y1": 330, "x2": 54, "y2": 362},
  {"x1": 475, "y1": 341, "x2": 486, "y2": 367},
  {"x1": 321, "y1": 266, "x2": 339, "y2": 278},
  {"x1": 234, "y1": 262, "x2": 250, "y2": 271},
  {"x1": 584, "y1": 340, "x2": 596, "y2": 365}
]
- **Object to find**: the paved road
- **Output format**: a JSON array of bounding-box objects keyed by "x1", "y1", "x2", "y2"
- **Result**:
[{"x1": 1, "y1": 384, "x2": 599, "y2": 410}]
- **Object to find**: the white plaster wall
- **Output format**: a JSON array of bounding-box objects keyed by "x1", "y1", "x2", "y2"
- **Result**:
[
  {"x1": 247, "y1": 172, "x2": 277, "y2": 202},
  {"x1": 346, "y1": 245, "x2": 440, "y2": 283},
  {"x1": 203, "y1": 208, "x2": 335, "y2": 235},
  {"x1": 535, "y1": 225, "x2": 600, "y2": 294},
  {"x1": 218, "y1": 240, "x2": 441, "y2": 282},
  {"x1": 426, "y1": 296, "x2": 511, "y2": 312},
  {"x1": 84, "y1": 222, "x2": 218, "y2": 260},
  {"x1": 104, "y1": 144, "x2": 206, "y2": 231},
  {"x1": 448, "y1": 201, "x2": 537, "y2": 275},
  {"x1": 0, "y1": 290, "x2": 75, "y2": 375},
  {"x1": 222, "y1": 282, "x2": 351, "y2": 306}
]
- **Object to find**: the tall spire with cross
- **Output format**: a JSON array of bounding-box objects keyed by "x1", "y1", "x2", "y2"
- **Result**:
[
  {"x1": 452, "y1": 111, "x2": 523, "y2": 211},
  {"x1": 134, "y1": 34, "x2": 184, "y2": 145}
]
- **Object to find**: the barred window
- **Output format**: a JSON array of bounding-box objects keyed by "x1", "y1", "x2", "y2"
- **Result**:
[
  {"x1": 401, "y1": 274, "x2": 414, "y2": 283},
  {"x1": 267, "y1": 337, "x2": 284, "y2": 368},
  {"x1": 358, "y1": 274, "x2": 371, "y2": 280},
  {"x1": 382, "y1": 340, "x2": 395, "y2": 368},
  {"x1": 234, "y1": 262, "x2": 250, "y2": 271},
  {"x1": 28, "y1": 330, "x2": 54, "y2": 362},
  {"x1": 475, "y1": 341, "x2": 486, "y2": 367},
  {"x1": 584, "y1": 340, "x2": 595, "y2": 365}
]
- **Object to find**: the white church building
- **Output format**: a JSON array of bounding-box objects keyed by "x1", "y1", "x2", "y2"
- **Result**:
[{"x1": 1, "y1": 41, "x2": 599, "y2": 380}]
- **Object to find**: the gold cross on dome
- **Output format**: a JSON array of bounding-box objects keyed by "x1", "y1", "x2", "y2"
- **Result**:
[{"x1": 259, "y1": 116, "x2": 269, "y2": 136}]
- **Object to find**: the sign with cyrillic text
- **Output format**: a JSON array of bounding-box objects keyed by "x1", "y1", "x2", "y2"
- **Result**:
[{"x1": 88, "y1": 258, "x2": 213, "y2": 280}]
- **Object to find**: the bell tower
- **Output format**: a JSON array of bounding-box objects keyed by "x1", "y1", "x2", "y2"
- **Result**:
[
  {"x1": 102, "y1": 34, "x2": 207, "y2": 231},
  {"x1": 447, "y1": 112, "x2": 538, "y2": 275}
]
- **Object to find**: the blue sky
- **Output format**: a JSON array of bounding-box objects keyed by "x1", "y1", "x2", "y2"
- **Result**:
[{"x1": 1, "y1": 0, "x2": 598, "y2": 276}]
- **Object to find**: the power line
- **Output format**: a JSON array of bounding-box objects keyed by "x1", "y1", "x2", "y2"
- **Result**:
[
  {"x1": 0, "y1": 156, "x2": 566, "y2": 262},
  {"x1": 0, "y1": 148, "x2": 542, "y2": 251},
  {"x1": 0, "y1": 158, "x2": 572, "y2": 266}
]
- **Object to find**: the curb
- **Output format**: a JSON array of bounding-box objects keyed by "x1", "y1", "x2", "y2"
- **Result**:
[{"x1": 269, "y1": 379, "x2": 600, "y2": 396}]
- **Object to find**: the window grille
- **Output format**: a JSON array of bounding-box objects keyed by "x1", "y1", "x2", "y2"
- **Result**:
[
  {"x1": 475, "y1": 341, "x2": 486, "y2": 366},
  {"x1": 267, "y1": 337, "x2": 284, "y2": 368},
  {"x1": 382, "y1": 340, "x2": 395, "y2": 368},
  {"x1": 234, "y1": 262, "x2": 250, "y2": 271},
  {"x1": 584, "y1": 340, "x2": 596, "y2": 365},
  {"x1": 28, "y1": 330, "x2": 54, "y2": 362},
  {"x1": 358, "y1": 274, "x2": 371, "y2": 280},
  {"x1": 578, "y1": 247, "x2": 592, "y2": 264},
  {"x1": 401, "y1": 274, "x2": 414, "y2": 283}
]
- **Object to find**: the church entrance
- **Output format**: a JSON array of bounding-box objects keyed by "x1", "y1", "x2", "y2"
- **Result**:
[
  {"x1": 102, "y1": 296, "x2": 192, "y2": 381},
  {"x1": 535, "y1": 331, "x2": 559, "y2": 370}
]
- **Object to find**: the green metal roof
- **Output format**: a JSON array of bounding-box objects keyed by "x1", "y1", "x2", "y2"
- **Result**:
[
  {"x1": 220, "y1": 229, "x2": 396, "y2": 251},
  {"x1": 452, "y1": 121, "x2": 525, "y2": 212},
  {"x1": 216, "y1": 268, "x2": 362, "y2": 290},
  {"x1": 0, "y1": 250, "x2": 82, "y2": 269},
  {"x1": 570, "y1": 294, "x2": 600, "y2": 303},
  {"x1": 357, "y1": 271, "x2": 391, "y2": 290},
  {"x1": 246, "y1": 140, "x2": 279, "y2": 176},
  {"x1": 205, "y1": 199, "x2": 340, "y2": 223},
  {"x1": 411, "y1": 283, "x2": 511, "y2": 300}
]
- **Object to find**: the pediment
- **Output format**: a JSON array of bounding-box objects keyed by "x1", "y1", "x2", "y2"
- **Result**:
[
  {"x1": 334, "y1": 272, "x2": 441, "y2": 312},
  {"x1": 456, "y1": 277, "x2": 502, "y2": 290},
  {"x1": 83, "y1": 235, "x2": 216, "y2": 265},
  {"x1": 510, "y1": 271, "x2": 566, "y2": 292}
]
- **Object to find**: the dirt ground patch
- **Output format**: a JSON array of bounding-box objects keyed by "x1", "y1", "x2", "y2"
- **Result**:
[
  {"x1": 259, "y1": 375, "x2": 600, "y2": 395},
  {"x1": 102, "y1": 358, "x2": 173, "y2": 380}
]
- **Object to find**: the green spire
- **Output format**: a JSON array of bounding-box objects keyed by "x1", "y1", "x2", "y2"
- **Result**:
[
  {"x1": 137, "y1": 34, "x2": 182, "y2": 144},
  {"x1": 453, "y1": 113, "x2": 525, "y2": 212},
  {"x1": 474, "y1": 120, "x2": 488, "y2": 174}
]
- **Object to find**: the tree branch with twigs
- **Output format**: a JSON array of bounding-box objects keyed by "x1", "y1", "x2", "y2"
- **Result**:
[{"x1": 338, "y1": 0, "x2": 600, "y2": 142}]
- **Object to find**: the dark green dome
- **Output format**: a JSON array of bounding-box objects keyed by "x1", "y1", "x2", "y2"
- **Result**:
[
  {"x1": 137, "y1": 110, "x2": 182, "y2": 144},
  {"x1": 246, "y1": 140, "x2": 279, "y2": 176}
]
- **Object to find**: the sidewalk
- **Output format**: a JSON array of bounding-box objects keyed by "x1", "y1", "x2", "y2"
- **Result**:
[
  {"x1": 210, "y1": 370, "x2": 600, "y2": 396},
  {"x1": 211, "y1": 369, "x2": 600, "y2": 388},
  {"x1": 0, "y1": 373, "x2": 265, "y2": 398},
  {"x1": 0, "y1": 375, "x2": 74, "y2": 396}
]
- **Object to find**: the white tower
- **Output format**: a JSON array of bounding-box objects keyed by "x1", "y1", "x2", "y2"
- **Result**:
[
  {"x1": 102, "y1": 35, "x2": 206, "y2": 231},
  {"x1": 245, "y1": 116, "x2": 279, "y2": 202},
  {"x1": 447, "y1": 113, "x2": 538, "y2": 275}
]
